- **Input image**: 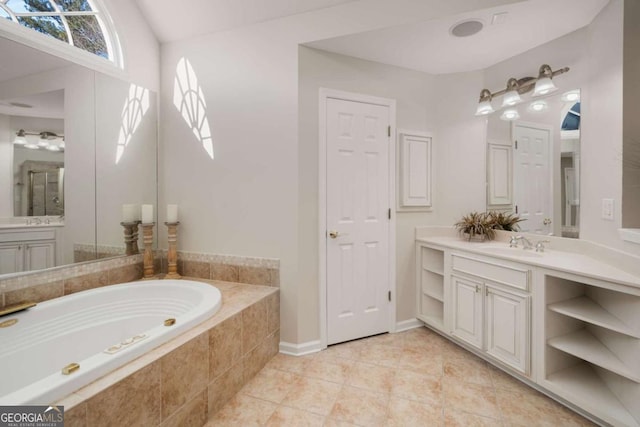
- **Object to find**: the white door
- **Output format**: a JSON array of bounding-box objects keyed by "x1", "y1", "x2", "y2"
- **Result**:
[
  {"x1": 513, "y1": 123, "x2": 552, "y2": 234},
  {"x1": 326, "y1": 97, "x2": 391, "y2": 345}
]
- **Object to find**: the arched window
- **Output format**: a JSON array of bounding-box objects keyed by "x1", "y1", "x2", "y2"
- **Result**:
[{"x1": 0, "y1": 0, "x2": 119, "y2": 63}]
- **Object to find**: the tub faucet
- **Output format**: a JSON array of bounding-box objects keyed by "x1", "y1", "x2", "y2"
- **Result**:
[{"x1": 513, "y1": 235, "x2": 533, "y2": 250}]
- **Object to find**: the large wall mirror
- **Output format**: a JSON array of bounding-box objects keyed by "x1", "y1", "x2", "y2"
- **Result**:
[
  {"x1": 0, "y1": 36, "x2": 157, "y2": 277},
  {"x1": 486, "y1": 88, "x2": 581, "y2": 238}
]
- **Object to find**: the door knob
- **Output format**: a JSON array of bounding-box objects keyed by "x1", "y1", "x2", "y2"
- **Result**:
[
  {"x1": 543, "y1": 218, "x2": 552, "y2": 226},
  {"x1": 328, "y1": 231, "x2": 339, "y2": 239}
]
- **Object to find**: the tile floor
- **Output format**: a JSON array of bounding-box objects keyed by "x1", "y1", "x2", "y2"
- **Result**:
[{"x1": 206, "y1": 327, "x2": 596, "y2": 426}]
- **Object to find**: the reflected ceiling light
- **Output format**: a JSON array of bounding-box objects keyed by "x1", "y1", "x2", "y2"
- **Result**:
[
  {"x1": 474, "y1": 64, "x2": 569, "y2": 115},
  {"x1": 532, "y1": 64, "x2": 558, "y2": 97},
  {"x1": 561, "y1": 89, "x2": 580, "y2": 102},
  {"x1": 501, "y1": 78, "x2": 522, "y2": 107},
  {"x1": 500, "y1": 109, "x2": 520, "y2": 121},
  {"x1": 25, "y1": 143, "x2": 39, "y2": 149},
  {"x1": 528, "y1": 99, "x2": 548, "y2": 113},
  {"x1": 475, "y1": 89, "x2": 494, "y2": 116}
]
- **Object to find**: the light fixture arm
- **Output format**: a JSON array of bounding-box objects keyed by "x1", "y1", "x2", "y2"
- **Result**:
[
  {"x1": 479, "y1": 65, "x2": 570, "y2": 100},
  {"x1": 16, "y1": 129, "x2": 64, "y2": 139}
]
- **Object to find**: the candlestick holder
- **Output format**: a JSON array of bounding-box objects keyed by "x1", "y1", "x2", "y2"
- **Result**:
[
  {"x1": 165, "y1": 222, "x2": 181, "y2": 279},
  {"x1": 141, "y1": 223, "x2": 155, "y2": 279},
  {"x1": 120, "y1": 221, "x2": 141, "y2": 255}
]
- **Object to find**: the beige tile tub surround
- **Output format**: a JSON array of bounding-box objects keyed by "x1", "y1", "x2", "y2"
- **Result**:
[
  {"x1": 0, "y1": 250, "x2": 280, "y2": 308},
  {"x1": 171, "y1": 251, "x2": 280, "y2": 287},
  {"x1": 0, "y1": 255, "x2": 144, "y2": 308},
  {"x1": 57, "y1": 280, "x2": 278, "y2": 427}
]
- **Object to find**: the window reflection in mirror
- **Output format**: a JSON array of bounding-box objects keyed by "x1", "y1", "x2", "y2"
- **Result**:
[{"x1": 486, "y1": 89, "x2": 581, "y2": 238}]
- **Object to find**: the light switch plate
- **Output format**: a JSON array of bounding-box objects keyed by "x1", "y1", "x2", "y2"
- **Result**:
[{"x1": 602, "y1": 198, "x2": 614, "y2": 220}]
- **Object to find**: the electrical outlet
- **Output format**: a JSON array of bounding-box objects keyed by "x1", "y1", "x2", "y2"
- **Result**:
[{"x1": 602, "y1": 198, "x2": 614, "y2": 221}]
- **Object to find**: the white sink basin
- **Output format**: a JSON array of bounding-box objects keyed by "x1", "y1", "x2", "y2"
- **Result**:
[{"x1": 477, "y1": 246, "x2": 544, "y2": 258}]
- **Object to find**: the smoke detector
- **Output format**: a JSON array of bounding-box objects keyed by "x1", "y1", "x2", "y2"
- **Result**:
[{"x1": 450, "y1": 19, "x2": 484, "y2": 37}]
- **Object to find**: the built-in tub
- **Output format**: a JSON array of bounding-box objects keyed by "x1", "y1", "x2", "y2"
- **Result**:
[{"x1": 0, "y1": 279, "x2": 221, "y2": 405}]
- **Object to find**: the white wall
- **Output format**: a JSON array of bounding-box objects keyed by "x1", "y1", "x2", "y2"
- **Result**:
[
  {"x1": 104, "y1": 0, "x2": 160, "y2": 91},
  {"x1": 298, "y1": 46, "x2": 437, "y2": 328},
  {"x1": 159, "y1": 0, "x2": 520, "y2": 345}
]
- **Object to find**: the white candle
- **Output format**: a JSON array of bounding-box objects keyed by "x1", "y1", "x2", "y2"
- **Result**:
[
  {"x1": 167, "y1": 204, "x2": 178, "y2": 223},
  {"x1": 122, "y1": 204, "x2": 136, "y2": 222},
  {"x1": 141, "y1": 204, "x2": 154, "y2": 223}
]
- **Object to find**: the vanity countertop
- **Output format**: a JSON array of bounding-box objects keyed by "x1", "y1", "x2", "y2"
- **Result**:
[{"x1": 417, "y1": 235, "x2": 640, "y2": 289}]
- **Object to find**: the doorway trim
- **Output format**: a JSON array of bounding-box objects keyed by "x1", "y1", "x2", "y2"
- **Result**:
[{"x1": 318, "y1": 87, "x2": 397, "y2": 350}]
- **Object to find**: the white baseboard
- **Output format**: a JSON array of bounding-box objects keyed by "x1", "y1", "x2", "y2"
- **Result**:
[
  {"x1": 279, "y1": 340, "x2": 323, "y2": 356},
  {"x1": 395, "y1": 318, "x2": 423, "y2": 332}
]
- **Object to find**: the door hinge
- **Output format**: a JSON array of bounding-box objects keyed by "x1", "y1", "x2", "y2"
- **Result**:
[
  {"x1": 388, "y1": 291, "x2": 391, "y2": 301},
  {"x1": 515, "y1": 205, "x2": 518, "y2": 214},
  {"x1": 515, "y1": 140, "x2": 518, "y2": 149},
  {"x1": 388, "y1": 126, "x2": 391, "y2": 137},
  {"x1": 388, "y1": 208, "x2": 391, "y2": 220}
]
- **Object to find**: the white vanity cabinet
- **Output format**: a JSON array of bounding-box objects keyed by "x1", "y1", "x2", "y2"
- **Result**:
[
  {"x1": 540, "y1": 270, "x2": 640, "y2": 427},
  {"x1": 0, "y1": 228, "x2": 57, "y2": 274},
  {"x1": 450, "y1": 253, "x2": 531, "y2": 375}
]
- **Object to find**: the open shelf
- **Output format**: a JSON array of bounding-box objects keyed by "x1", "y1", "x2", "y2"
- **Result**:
[
  {"x1": 546, "y1": 363, "x2": 640, "y2": 427},
  {"x1": 549, "y1": 296, "x2": 640, "y2": 338},
  {"x1": 417, "y1": 313, "x2": 444, "y2": 331},
  {"x1": 422, "y1": 269, "x2": 444, "y2": 302},
  {"x1": 548, "y1": 329, "x2": 640, "y2": 383}
]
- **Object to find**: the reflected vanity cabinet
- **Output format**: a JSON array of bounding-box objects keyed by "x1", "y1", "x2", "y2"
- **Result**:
[{"x1": 0, "y1": 228, "x2": 58, "y2": 275}]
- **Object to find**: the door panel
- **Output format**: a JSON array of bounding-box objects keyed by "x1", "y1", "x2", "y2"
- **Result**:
[
  {"x1": 486, "y1": 285, "x2": 530, "y2": 374},
  {"x1": 451, "y1": 275, "x2": 483, "y2": 349},
  {"x1": 514, "y1": 124, "x2": 552, "y2": 234},
  {"x1": 326, "y1": 97, "x2": 390, "y2": 345}
]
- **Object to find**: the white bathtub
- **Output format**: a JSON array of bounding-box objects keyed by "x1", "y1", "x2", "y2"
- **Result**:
[{"x1": 0, "y1": 279, "x2": 221, "y2": 405}]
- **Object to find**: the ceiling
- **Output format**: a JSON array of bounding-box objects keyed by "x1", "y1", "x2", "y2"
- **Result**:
[
  {"x1": 134, "y1": 0, "x2": 360, "y2": 44},
  {"x1": 306, "y1": 0, "x2": 610, "y2": 74},
  {"x1": 0, "y1": 89, "x2": 64, "y2": 119}
]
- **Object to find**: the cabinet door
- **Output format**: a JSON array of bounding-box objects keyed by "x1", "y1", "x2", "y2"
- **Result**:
[
  {"x1": 23, "y1": 241, "x2": 55, "y2": 272},
  {"x1": 0, "y1": 243, "x2": 23, "y2": 274},
  {"x1": 451, "y1": 275, "x2": 483, "y2": 349},
  {"x1": 486, "y1": 284, "x2": 530, "y2": 374}
]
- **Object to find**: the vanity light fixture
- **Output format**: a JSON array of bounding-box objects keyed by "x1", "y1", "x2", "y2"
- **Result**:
[
  {"x1": 501, "y1": 78, "x2": 522, "y2": 107},
  {"x1": 500, "y1": 109, "x2": 520, "y2": 121},
  {"x1": 13, "y1": 129, "x2": 26, "y2": 145},
  {"x1": 13, "y1": 129, "x2": 64, "y2": 151},
  {"x1": 532, "y1": 64, "x2": 558, "y2": 96},
  {"x1": 474, "y1": 64, "x2": 569, "y2": 116},
  {"x1": 475, "y1": 89, "x2": 495, "y2": 115}
]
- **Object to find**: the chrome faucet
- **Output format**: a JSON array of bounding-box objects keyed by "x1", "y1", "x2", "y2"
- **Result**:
[
  {"x1": 535, "y1": 240, "x2": 551, "y2": 252},
  {"x1": 511, "y1": 235, "x2": 533, "y2": 250}
]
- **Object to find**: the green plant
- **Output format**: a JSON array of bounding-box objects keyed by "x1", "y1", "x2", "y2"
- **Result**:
[
  {"x1": 488, "y1": 211, "x2": 525, "y2": 232},
  {"x1": 454, "y1": 212, "x2": 496, "y2": 241}
]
